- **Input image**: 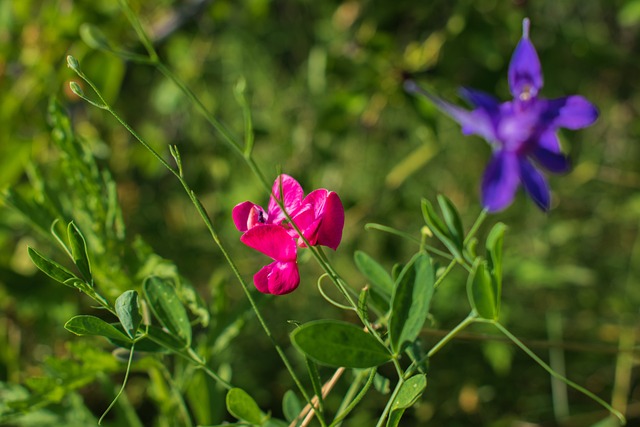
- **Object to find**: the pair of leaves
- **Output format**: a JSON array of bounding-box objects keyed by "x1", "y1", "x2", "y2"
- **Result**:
[
  {"x1": 421, "y1": 195, "x2": 464, "y2": 260},
  {"x1": 65, "y1": 290, "x2": 142, "y2": 343},
  {"x1": 467, "y1": 223, "x2": 506, "y2": 320},
  {"x1": 28, "y1": 221, "x2": 92, "y2": 289},
  {"x1": 65, "y1": 276, "x2": 192, "y2": 352}
]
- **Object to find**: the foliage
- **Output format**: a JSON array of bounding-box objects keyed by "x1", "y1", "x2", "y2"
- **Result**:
[{"x1": 1, "y1": 0, "x2": 639, "y2": 426}]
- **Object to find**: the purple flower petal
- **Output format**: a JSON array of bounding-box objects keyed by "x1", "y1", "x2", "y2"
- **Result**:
[
  {"x1": 536, "y1": 130, "x2": 562, "y2": 153},
  {"x1": 518, "y1": 158, "x2": 551, "y2": 210},
  {"x1": 240, "y1": 224, "x2": 297, "y2": 262},
  {"x1": 268, "y1": 174, "x2": 305, "y2": 224},
  {"x1": 532, "y1": 146, "x2": 571, "y2": 173},
  {"x1": 508, "y1": 18, "x2": 543, "y2": 99},
  {"x1": 232, "y1": 201, "x2": 266, "y2": 231},
  {"x1": 481, "y1": 151, "x2": 520, "y2": 212},
  {"x1": 460, "y1": 88, "x2": 501, "y2": 110},
  {"x1": 254, "y1": 261, "x2": 300, "y2": 295},
  {"x1": 541, "y1": 96, "x2": 599, "y2": 130}
]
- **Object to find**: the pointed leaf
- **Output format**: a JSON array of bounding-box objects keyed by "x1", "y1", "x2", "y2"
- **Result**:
[
  {"x1": 357, "y1": 286, "x2": 370, "y2": 325},
  {"x1": 68, "y1": 222, "x2": 92, "y2": 282},
  {"x1": 115, "y1": 290, "x2": 142, "y2": 339},
  {"x1": 65, "y1": 315, "x2": 131, "y2": 342},
  {"x1": 28, "y1": 247, "x2": 79, "y2": 288},
  {"x1": 354, "y1": 251, "x2": 393, "y2": 299},
  {"x1": 389, "y1": 253, "x2": 435, "y2": 354},
  {"x1": 437, "y1": 195, "x2": 464, "y2": 249},
  {"x1": 421, "y1": 199, "x2": 462, "y2": 260},
  {"x1": 467, "y1": 258, "x2": 498, "y2": 320},
  {"x1": 226, "y1": 388, "x2": 265, "y2": 425},
  {"x1": 291, "y1": 320, "x2": 391, "y2": 368},
  {"x1": 143, "y1": 276, "x2": 192, "y2": 347}
]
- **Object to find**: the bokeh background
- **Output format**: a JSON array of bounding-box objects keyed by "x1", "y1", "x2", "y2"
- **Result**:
[{"x1": 1, "y1": 0, "x2": 640, "y2": 425}]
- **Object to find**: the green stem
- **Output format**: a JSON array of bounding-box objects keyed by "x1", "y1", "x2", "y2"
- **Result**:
[
  {"x1": 405, "y1": 312, "x2": 477, "y2": 379},
  {"x1": 490, "y1": 321, "x2": 626, "y2": 425},
  {"x1": 433, "y1": 259, "x2": 457, "y2": 290},
  {"x1": 375, "y1": 377, "x2": 404, "y2": 427},
  {"x1": 71, "y1": 64, "x2": 315, "y2": 412},
  {"x1": 464, "y1": 208, "x2": 488, "y2": 246},
  {"x1": 330, "y1": 368, "x2": 377, "y2": 427}
]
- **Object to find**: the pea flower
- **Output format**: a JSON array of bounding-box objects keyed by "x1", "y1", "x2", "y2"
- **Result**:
[
  {"x1": 233, "y1": 174, "x2": 345, "y2": 295},
  {"x1": 405, "y1": 18, "x2": 598, "y2": 212}
]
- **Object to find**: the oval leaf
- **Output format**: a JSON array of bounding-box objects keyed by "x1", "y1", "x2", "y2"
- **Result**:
[
  {"x1": 389, "y1": 252, "x2": 435, "y2": 354},
  {"x1": 65, "y1": 315, "x2": 131, "y2": 342},
  {"x1": 282, "y1": 390, "x2": 302, "y2": 423},
  {"x1": 115, "y1": 290, "x2": 142, "y2": 339},
  {"x1": 486, "y1": 222, "x2": 507, "y2": 313},
  {"x1": 226, "y1": 388, "x2": 265, "y2": 425},
  {"x1": 143, "y1": 276, "x2": 192, "y2": 347},
  {"x1": 291, "y1": 320, "x2": 391, "y2": 368},
  {"x1": 354, "y1": 251, "x2": 393, "y2": 299},
  {"x1": 68, "y1": 222, "x2": 92, "y2": 282},
  {"x1": 28, "y1": 247, "x2": 78, "y2": 288},
  {"x1": 387, "y1": 374, "x2": 427, "y2": 427},
  {"x1": 467, "y1": 258, "x2": 498, "y2": 320}
]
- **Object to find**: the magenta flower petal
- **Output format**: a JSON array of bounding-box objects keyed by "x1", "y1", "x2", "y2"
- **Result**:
[
  {"x1": 232, "y1": 201, "x2": 266, "y2": 232},
  {"x1": 481, "y1": 151, "x2": 520, "y2": 212},
  {"x1": 311, "y1": 190, "x2": 345, "y2": 250},
  {"x1": 508, "y1": 18, "x2": 543, "y2": 99},
  {"x1": 542, "y1": 96, "x2": 599, "y2": 130},
  {"x1": 518, "y1": 158, "x2": 550, "y2": 210},
  {"x1": 240, "y1": 224, "x2": 297, "y2": 261},
  {"x1": 253, "y1": 261, "x2": 300, "y2": 295},
  {"x1": 268, "y1": 174, "x2": 305, "y2": 224},
  {"x1": 290, "y1": 205, "x2": 321, "y2": 246}
]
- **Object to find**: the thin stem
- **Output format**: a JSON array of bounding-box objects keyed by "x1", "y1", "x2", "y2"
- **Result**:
[
  {"x1": 330, "y1": 368, "x2": 377, "y2": 427},
  {"x1": 490, "y1": 321, "x2": 626, "y2": 425},
  {"x1": 405, "y1": 312, "x2": 477, "y2": 379},
  {"x1": 72, "y1": 66, "x2": 315, "y2": 411},
  {"x1": 98, "y1": 343, "x2": 136, "y2": 425},
  {"x1": 464, "y1": 208, "x2": 488, "y2": 246},
  {"x1": 433, "y1": 259, "x2": 457, "y2": 290},
  {"x1": 375, "y1": 377, "x2": 404, "y2": 427},
  {"x1": 117, "y1": 0, "x2": 158, "y2": 61}
]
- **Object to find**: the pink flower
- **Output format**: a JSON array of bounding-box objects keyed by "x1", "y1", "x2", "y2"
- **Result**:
[{"x1": 233, "y1": 174, "x2": 345, "y2": 295}]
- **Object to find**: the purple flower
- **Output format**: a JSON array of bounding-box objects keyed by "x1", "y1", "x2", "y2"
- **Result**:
[
  {"x1": 406, "y1": 18, "x2": 598, "y2": 212},
  {"x1": 233, "y1": 174, "x2": 345, "y2": 295}
]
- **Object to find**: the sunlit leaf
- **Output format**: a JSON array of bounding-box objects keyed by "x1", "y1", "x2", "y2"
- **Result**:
[
  {"x1": 28, "y1": 247, "x2": 78, "y2": 288},
  {"x1": 115, "y1": 290, "x2": 141, "y2": 340},
  {"x1": 143, "y1": 276, "x2": 192, "y2": 347},
  {"x1": 67, "y1": 222, "x2": 92, "y2": 282},
  {"x1": 226, "y1": 388, "x2": 265, "y2": 425},
  {"x1": 65, "y1": 315, "x2": 131, "y2": 342}
]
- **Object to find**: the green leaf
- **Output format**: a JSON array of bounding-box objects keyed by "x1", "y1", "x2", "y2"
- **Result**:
[
  {"x1": 437, "y1": 195, "x2": 464, "y2": 249},
  {"x1": 386, "y1": 374, "x2": 427, "y2": 427},
  {"x1": 467, "y1": 258, "x2": 498, "y2": 320},
  {"x1": 65, "y1": 315, "x2": 131, "y2": 342},
  {"x1": 67, "y1": 222, "x2": 92, "y2": 282},
  {"x1": 354, "y1": 250, "x2": 393, "y2": 299},
  {"x1": 357, "y1": 286, "x2": 370, "y2": 325},
  {"x1": 389, "y1": 252, "x2": 435, "y2": 354},
  {"x1": 282, "y1": 390, "x2": 302, "y2": 424},
  {"x1": 421, "y1": 199, "x2": 462, "y2": 260},
  {"x1": 226, "y1": 388, "x2": 265, "y2": 425},
  {"x1": 115, "y1": 290, "x2": 142, "y2": 340},
  {"x1": 486, "y1": 222, "x2": 506, "y2": 314},
  {"x1": 28, "y1": 247, "x2": 79, "y2": 288},
  {"x1": 79, "y1": 23, "x2": 113, "y2": 51},
  {"x1": 143, "y1": 276, "x2": 192, "y2": 347},
  {"x1": 291, "y1": 320, "x2": 391, "y2": 368}
]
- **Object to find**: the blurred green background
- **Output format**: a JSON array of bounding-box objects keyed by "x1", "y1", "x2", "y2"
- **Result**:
[{"x1": 1, "y1": 0, "x2": 640, "y2": 425}]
